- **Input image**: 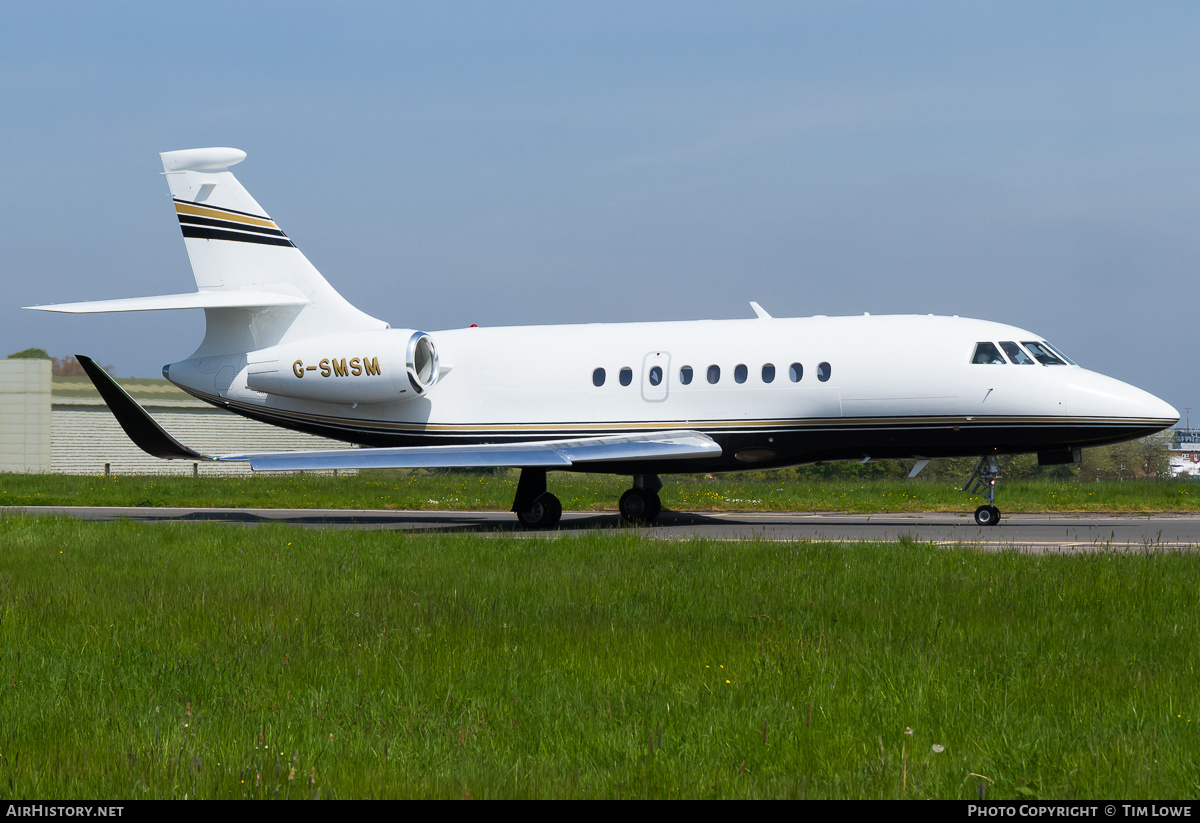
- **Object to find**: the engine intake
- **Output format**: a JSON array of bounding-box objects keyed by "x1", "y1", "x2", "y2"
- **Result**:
[{"x1": 406, "y1": 332, "x2": 439, "y2": 394}]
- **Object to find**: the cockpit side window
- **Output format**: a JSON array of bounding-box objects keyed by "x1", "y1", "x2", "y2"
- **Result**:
[
  {"x1": 971, "y1": 342, "x2": 1005, "y2": 364},
  {"x1": 999, "y1": 341, "x2": 1034, "y2": 365},
  {"x1": 1022, "y1": 342, "x2": 1066, "y2": 366}
]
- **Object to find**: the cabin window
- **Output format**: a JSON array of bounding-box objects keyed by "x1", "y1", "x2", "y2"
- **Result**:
[
  {"x1": 707, "y1": 365, "x2": 720, "y2": 384},
  {"x1": 789, "y1": 363, "x2": 803, "y2": 382},
  {"x1": 592, "y1": 367, "x2": 606, "y2": 386},
  {"x1": 762, "y1": 363, "x2": 775, "y2": 383},
  {"x1": 734, "y1": 364, "x2": 748, "y2": 384},
  {"x1": 1023, "y1": 341, "x2": 1067, "y2": 366},
  {"x1": 817, "y1": 362, "x2": 832, "y2": 382},
  {"x1": 649, "y1": 366, "x2": 663, "y2": 386},
  {"x1": 971, "y1": 342, "x2": 1005, "y2": 364},
  {"x1": 619, "y1": 367, "x2": 633, "y2": 386},
  {"x1": 1000, "y1": 341, "x2": 1034, "y2": 365},
  {"x1": 680, "y1": 365, "x2": 693, "y2": 385}
]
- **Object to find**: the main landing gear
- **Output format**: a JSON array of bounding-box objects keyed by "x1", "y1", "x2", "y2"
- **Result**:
[
  {"x1": 511, "y1": 469, "x2": 664, "y2": 529},
  {"x1": 511, "y1": 468, "x2": 563, "y2": 529},
  {"x1": 963, "y1": 455, "x2": 1013, "y2": 526},
  {"x1": 618, "y1": 474, "x2": 662, "y2": 525}
]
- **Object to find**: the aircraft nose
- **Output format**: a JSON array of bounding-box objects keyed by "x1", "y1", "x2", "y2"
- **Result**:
[{"x1": 1066, "y1": 369, "x2": 1179, "y2": 425}]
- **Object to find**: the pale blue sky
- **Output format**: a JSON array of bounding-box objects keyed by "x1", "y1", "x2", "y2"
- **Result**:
[{"x1": 5, "y1": 1, "x2": 1198, "y2": 414}]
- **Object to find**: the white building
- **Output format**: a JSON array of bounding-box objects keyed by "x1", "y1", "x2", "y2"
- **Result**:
[{"x1": 1169, "y1": 428, "x2": 1200, "y2": 478}]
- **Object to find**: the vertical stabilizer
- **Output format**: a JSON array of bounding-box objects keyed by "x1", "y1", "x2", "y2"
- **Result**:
[{"x1": 160, "y1": 148, "x2": 386, "y2": 355}]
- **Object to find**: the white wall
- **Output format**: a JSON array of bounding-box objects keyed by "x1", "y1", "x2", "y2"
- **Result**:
[
  {"x1": 50, "y1": 403, "x2": 352, "y2": 476},
  {"x1": 0, "y1": 359, "x2": 51, "y2": 472}
]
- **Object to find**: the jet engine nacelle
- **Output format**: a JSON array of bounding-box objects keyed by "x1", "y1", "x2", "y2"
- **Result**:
[{"x1": 246, "y1": 329, "x2": 439, "y2": 405}]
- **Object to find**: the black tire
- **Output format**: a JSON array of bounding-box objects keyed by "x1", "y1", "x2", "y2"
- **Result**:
[
  {"x1": 619, "y1": 489, "x2": 661, "y2": 524},
  {"x1": 645, "y1": 492, "x2": 662, "y2": 522},
  {"x1": 516, "y1": 492, "x2": 562, "y2": 529},
  {"x1": 974, "y1": 505, "x2": 999, "y2": 526}
]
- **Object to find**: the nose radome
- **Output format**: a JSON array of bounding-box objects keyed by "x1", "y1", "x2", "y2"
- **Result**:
[{"x1": 1066, "y1": 370, "x2": 1179, "y2": 423}]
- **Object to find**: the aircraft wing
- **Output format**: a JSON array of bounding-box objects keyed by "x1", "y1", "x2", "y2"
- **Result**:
[
  {"x1": 75, "y1": 355, "x2": 722, "y2": 470},
  {"x1": 220, "y1": 430, "x2": 721, "y2": 471}
]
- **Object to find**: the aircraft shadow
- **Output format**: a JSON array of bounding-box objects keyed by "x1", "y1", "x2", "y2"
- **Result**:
[{"x1": 153, "y1": 508, "x2": 735, "y2": 533}]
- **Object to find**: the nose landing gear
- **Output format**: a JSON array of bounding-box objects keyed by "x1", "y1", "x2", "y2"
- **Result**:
[{"x1": 963, "y1": 455, "x2": 1012, "y2": 526}]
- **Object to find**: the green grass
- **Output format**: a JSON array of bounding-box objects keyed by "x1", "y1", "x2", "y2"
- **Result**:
[
  {"x1": 2, "y1": 471, "x2": 1198, "y2": 514},
  {"x1": 2, "y1": 516, "x2": 1199, "y2": 798}
]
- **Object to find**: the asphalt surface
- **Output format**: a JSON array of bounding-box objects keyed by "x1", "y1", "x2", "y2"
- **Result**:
[{"x1": 7, "y1": 506, "x2": 1200, "y2": 551}]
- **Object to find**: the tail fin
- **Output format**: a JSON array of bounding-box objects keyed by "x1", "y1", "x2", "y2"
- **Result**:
[{"x1": 160, "y1": 148, "x2": 386, "y2": 355}]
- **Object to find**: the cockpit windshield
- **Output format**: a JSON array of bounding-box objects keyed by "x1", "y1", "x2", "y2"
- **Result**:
[
  {"x1": 1041, "y1": 341, "x2": 1076, "y2": 365},
  {"x1": 972, "y1": 340, "x2": 1078, "y2": 366},
  {"x1": 999, "y1": 341, "x2": 1034, "y2": 365},
  {"x1": 974, "y1": 340, "x2": 1080, "y2": 367},
  {"x1": 1022, "y1": 342, "x2": 1067, "y2": 366}
]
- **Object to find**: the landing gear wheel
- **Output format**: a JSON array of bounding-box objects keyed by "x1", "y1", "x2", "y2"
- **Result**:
[
  {"x1": 964, "y1": 456, "x2": 1010, "y2": 526},
  {"x1": 619, "y1": 488, "x2": 662, "y2": 524},
  {"x1": 974, "y1": 505, "x2": 1001, "y2": 527},
  {"x1": 516, "y1": 492, "x2": 562, "y2": 529}
]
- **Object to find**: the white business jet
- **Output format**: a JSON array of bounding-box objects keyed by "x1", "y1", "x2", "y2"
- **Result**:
[{"x1": 28, "y1": 148, "x2": 1179, "y2": 528}]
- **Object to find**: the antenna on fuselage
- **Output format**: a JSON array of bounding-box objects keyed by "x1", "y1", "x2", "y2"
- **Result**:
[{"x1": 749, "y1": 301, "x2": 772, "y2": 319}]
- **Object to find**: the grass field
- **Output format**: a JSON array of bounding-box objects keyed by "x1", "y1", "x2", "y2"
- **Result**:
[
  {"x1": 2, "y1": 515, "x2": 1198, "y2": 799},
  {"x1": 2, "y1": 471, "x2": 1198, "y2": 514}
]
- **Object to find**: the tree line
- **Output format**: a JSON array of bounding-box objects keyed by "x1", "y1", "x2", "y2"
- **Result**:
[
  {"x1": 6, "y1": 348, "x2": 111, "y2": 376},
  {"x1": 763, "y1": 431, "x2": 1175, "y2": 483}
]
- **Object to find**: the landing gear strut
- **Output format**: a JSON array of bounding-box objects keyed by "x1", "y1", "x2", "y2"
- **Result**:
[
  {"x1": 512, "y1": 468, "x2": 562, "y2": 529},
  {"x1": 963, "y1": 455, "x2": 1012, "y2": 526},
  {"x1": 619, "y1": 474, "x2": 662, "y2": 524}
]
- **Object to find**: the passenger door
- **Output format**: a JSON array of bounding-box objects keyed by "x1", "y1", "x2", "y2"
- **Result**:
[{"x1": 641, "y1": 351, "x2": 670, "y2": 403}]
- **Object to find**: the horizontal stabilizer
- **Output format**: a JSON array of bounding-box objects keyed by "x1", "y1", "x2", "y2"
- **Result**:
[
  {"x1": 219, "y1": 431, "x2": 722, "y2": 472},
  {"x1": 75, "y1": 355, "x2": 207, "y2": 461},
  {"x1": 27, "y1": 291, "x2": 310, "y2": 314}
]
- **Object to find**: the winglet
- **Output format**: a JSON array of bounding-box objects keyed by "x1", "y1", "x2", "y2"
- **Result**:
[
  {"x1": 75, "y1": 355, "x2": 210, "y2": 461},
  {"x1": 749, "y1": 301, "x2": 772, "y2": 319}
]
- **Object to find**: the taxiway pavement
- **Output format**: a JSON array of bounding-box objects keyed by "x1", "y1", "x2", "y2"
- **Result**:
[{"x1": 7, "y1": 507, "x2": 1200, "y2": 552}]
